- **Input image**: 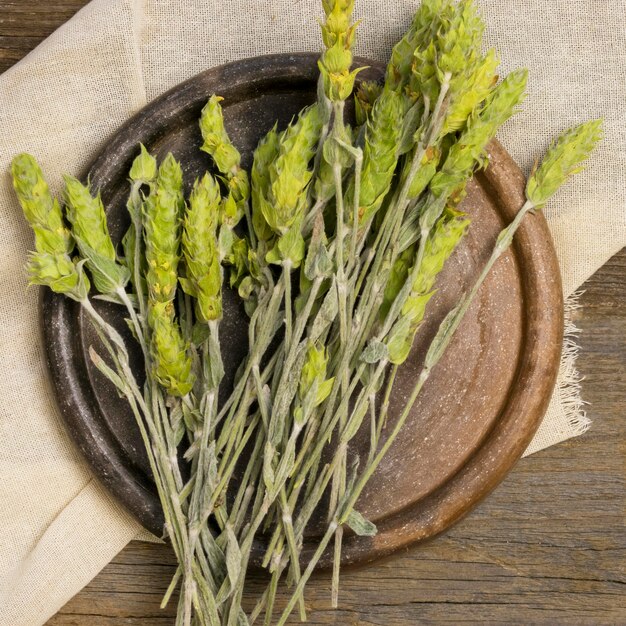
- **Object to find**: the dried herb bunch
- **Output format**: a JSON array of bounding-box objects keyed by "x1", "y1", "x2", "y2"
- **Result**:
[{"x1": 12, "y1": 1, "x2": 600, "y2": 624}]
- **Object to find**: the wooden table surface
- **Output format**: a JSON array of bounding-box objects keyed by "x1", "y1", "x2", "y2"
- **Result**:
[{"x1": 2, "y1": 3, "x2": 624, "y2": 625}]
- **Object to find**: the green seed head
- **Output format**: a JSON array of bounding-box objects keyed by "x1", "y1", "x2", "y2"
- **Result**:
[
  {"x1": 199, "y1": 95, "x2": 249, "y2": 229},
  {"x1": 386, "y1": 213, "x2": 470, "y2": 364},
  {"x1": 26, "y1": 253, "x2": 90, "y2": 300},
  {"x1": 129, "y1": 144, "x2": 158, "y2": 184},
  {"x1": 263, "y1": 105, "x2": 323, "y2": 234},
  {"x1": 181, "y1": 173, "x2": 223, "y2": 322},
  {"x1": 11, "y1": 153, "x2": 73, "y2": 255},
  {"x1": 478, "y1": 68, "x2": 528, "y2": 129},
  {"x1": 526, "y1": 120, "x2": 603, "y2": 208},
  {"x1": 320, "y1": 0, "x2": 356, "y2": 48},
  {"x1": 318, "y1": 0, "x2": 362, "y2": 101},
  {"x1": 442, "y1": 49, "x2": 499, "y2": 135},
  {"x1": 386, "y1": 0, "x2": 445, "y2": 93},
  {"x1": 143, "y1": 154, "x2": 195, "y2": 396},
  {"x1": 11, "y1": 153, "x2": 90, "y2": 300},
  {"x1": 438, "y1": 0, "x2": 484, "y2": 76},
  {"x1": 251, "y1": 124, "x2": 280, "y2": 243},
  {"x1": 429, "y1": 68, "x2": 528, "y2": 199},
  {"x1": 64, "y1": 177, "x2": 116, "y2": 260},
  {"x1": 409, "y1": 215, "x2": 470, "y2": 314},
  {"x1": 410, "y1": 0, "x2": 484, "y2": 106},
  {"x1": 144, "y1": 153, "x2": 185, "y2": 304},
  {"x1": 200, "y1": 95, "x2": 241, "y2": 176}
]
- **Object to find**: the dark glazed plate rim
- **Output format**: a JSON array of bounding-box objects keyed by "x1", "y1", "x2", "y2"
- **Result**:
[{"x1": 41, "y1": 52, "x2": 563, "y2": 567}]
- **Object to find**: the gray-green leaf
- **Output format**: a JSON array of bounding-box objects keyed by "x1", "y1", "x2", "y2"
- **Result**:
[
  {"x1": 225, "y1": 524, "x2": 242, "y2": 587},
  {"x1": 346, "y1": 510, "x2": 378, "y2": 536}
]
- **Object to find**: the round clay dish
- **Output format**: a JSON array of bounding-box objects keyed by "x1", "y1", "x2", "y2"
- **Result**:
[{"x1": 42, "y1": 53, "x2": 563, "y2": 567}]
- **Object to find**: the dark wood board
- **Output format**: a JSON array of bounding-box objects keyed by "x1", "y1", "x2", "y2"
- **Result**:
[{"x1": 0, "y1": 3, "x2": 623, "y2": 625}]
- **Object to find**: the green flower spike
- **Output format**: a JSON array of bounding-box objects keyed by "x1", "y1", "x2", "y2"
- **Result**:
[
  {"x1": 199, "y1": 95, "x2": 250, "y2": 227},
  {"x1": 25, "y1": 253, "x2": 90, "y2": 298},
  {"x1": 63, "y1": 175, "x2": 130, "y2": 295},
  {"x1": 264, "y1": 105, "x2": 323, "y2": 268},
  {"x1": 348, "y1": 86, "x2": 403, "y2": 225},
  {"x1": 11, "y1": 154, "x2": 73, "y2": 255},
  {"x1": 129, "y1": 144, "x2": 158, "y2": 186},
  {"x1": 442, "y1": 49, "x2": 499, "y2": 135},
  {"x1": 294, "y1": 343, "x2": 335, "y2": 427},
  {"x1": 409, "y1": 0, "x2": 486, "y2": 112},
  {"x1": 251, "y1": 124, "x2": 280, "y2": 243},
  {"x1": 385, "y1": 213, "x2": 470, "y2": 364},
  {"x1": 11, "y1": 154, "x2": 89, "y2": 301},
  {"x1": 318, "y1": 0, "x2": 364, "y2": 102},
  {"x1": 266, "y1": 105, "x2": 323, "y2": 233},
  {"x1": 181, "y1": 173, "x2": 223, "y2": 323},
  {"x1": 144, "y1": 153, "x2": 194, "y2": 397},
  {"x1": 385, "y1": 0, "x2": 445, "y2": 94},
  {"x1": 526, "y1": 120, "x2": 603, "y2": 209},
  {"x1": 200, "y1": 95, "x2": 242, "y2": 176},
  {"x1": 408, "y1": 1, "x2": 456, "y2": 105},
  {"x1": 149, "y1": 301, "x2": 195, "y2": 397},
  {"x1": 122, "y1": 145, "x2": 158, "y2": 296},
  {"x1": 429, "y1": 68, "x2": 528, "y2": 200},
  {"x1": 144, "y1": 154, "x2": 185, "y2": 304},
  {"x1": 354, "y1": 80, "x2": 383, "y2": 126}
]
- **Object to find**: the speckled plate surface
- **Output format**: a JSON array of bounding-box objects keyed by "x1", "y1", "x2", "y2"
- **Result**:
[{"x1": 42, "y1": 53, "x2": 563, "y2": 568}]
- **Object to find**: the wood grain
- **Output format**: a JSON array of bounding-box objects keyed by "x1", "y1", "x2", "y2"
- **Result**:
[{"x1": 1, "y1": 3, "x2": 624, "y2": 625}]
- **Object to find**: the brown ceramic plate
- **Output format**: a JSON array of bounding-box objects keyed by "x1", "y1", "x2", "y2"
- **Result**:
[{"x1": 42, "y1": 53, "x2": 563, "y2": 568}]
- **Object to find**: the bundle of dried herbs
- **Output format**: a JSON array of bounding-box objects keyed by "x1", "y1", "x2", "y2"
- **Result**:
[{"x1": 12, "y1": 1, "x2": 600, "y2": 624}]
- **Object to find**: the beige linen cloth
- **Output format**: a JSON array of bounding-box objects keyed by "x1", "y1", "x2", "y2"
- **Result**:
[{"x1": 0, "y1": 1, "x2": 624, "y2": 624}]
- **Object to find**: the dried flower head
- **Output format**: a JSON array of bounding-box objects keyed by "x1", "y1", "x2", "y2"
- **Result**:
[
  {"x1": 144, "y1": 153, "x2": 194, "y2": 396},
  {"x1": 265, "y1": 105, "x2": 323, "y2": 235},
  {"x1": 318, "y1": 0, "x2": 363, "y2": 101},
  {"x1": 526, "y1": 119, "x2": 603, "y2": 208},
  {"x1": 385, "y1": 213, "x2": 470, "y2": 364},
  {"x1": 11, "y1": 154, "x2": 90, "y2": 300},
  {"x1": 349, "y1": 86, "x2": 403, "y2": 224}
]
